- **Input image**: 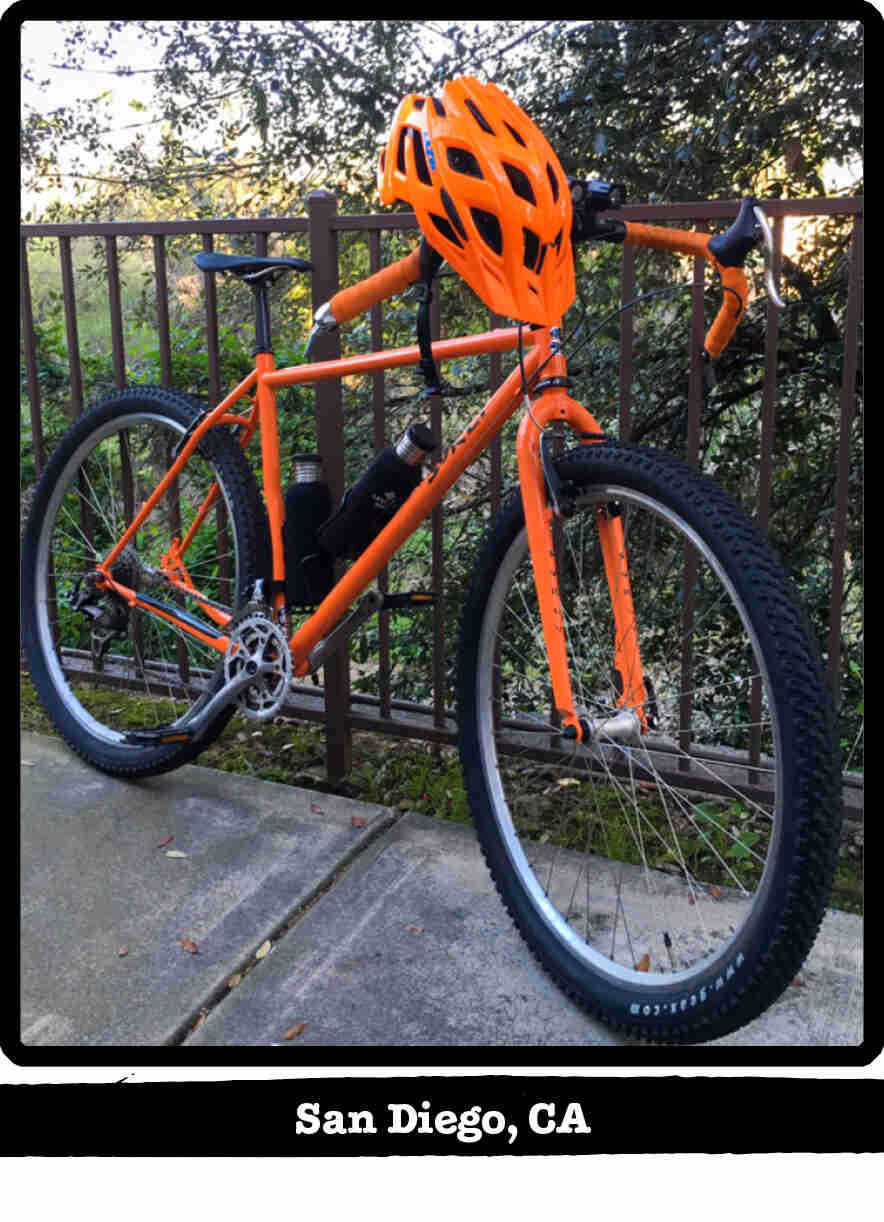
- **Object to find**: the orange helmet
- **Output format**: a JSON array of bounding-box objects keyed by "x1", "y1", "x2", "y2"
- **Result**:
[{"x1": 378, "y1": 76, "x2": 574, "y2": 327}]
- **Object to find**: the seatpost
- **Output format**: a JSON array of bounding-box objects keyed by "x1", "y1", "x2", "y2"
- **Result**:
[{"x1": 251, "y1": 275, "x2": 274, "y2": 355}]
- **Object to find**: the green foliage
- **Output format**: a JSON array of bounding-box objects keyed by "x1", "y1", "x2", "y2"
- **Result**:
[
  {"x1": 21, "y1": 20, "x2": 863, "y2": 219},
  {"x1": 21, "y1": 19, "x2": 863, "y2": 767}
]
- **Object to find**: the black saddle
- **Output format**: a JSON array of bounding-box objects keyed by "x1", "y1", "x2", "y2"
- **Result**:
[{"x1": 193, "y1": 252, "x2": 313, "y2": 281}]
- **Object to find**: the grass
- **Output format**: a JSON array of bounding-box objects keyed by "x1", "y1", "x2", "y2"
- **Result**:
[
  {"x1": 19, "y1": 672, "x2": 470, "y2": 823},
  {"x1": 20, "y1": 671, "x2": 862, "y2": 914}
]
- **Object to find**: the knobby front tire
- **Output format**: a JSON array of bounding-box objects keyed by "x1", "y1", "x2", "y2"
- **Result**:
[
  {"x1": 457, "y1": 440, "x2": 840, "y2": 1044},
  {"x1": 21, "y1": 387, "x2": 270, "y2": 779}
]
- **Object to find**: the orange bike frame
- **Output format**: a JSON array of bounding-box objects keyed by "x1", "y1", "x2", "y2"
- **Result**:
[{"x1": 96, "y1": 322, "x2": 649, "y2": 743}]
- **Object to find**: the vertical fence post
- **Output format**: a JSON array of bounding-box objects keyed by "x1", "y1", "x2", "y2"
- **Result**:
[
  {"x1": 750, "y1": 213, "x2": 784, "y2": 776},
  {"x1": 369, "y1": 229, "x2": 392, "y2": 720},
  {"x1": 827, "y1": 213, "x2": 863, "y2": 707},
  {"x1": 152, "y1": 234, "x2": 173, "y2": 387},
  {"x1": 678, "y1": 223, "x2": 708, "y2": 769},
  {"x1": 105, "y1": 235, "x2": 126, "y2": 390},
  {"x1": 58, "y1": 236, "x2": 84, "y2": 419},
  {"x1": 430, "y1": 284, "x2": 445, "y2": 736},
  {"x1": 308, "y1": 190, "x2": 352, "y2": 781},
  {"x1": 21, "y1": 237, "x2": 44, "y2": 479},
  {"x1": 619, "y1": 244, "x2": 636, "y2": 440}
]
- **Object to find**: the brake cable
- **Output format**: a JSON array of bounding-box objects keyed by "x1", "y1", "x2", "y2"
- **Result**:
[{"x1": 519, "y1": 283, "x2": 699, "y2": 432}]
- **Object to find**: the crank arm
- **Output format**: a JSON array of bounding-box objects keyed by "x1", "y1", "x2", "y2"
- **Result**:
[
  {"x1": 122, "y1": 659, "x2": 279, "y2": 746},
  {"x1": 306, "y1": 590, "x2": 384, "y2": 673}
]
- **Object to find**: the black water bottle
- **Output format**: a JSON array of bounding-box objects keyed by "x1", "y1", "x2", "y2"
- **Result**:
[
  {"x1": 317, "y1": 423, "x2": 437, "y2": 560},
  {"x1": 283, "y1": 454, "x2": 334, "y2": 607}
]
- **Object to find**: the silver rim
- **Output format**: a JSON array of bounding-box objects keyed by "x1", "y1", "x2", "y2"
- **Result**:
[
  {"x1": 33, "y1": 411, "x2": 241, "y2": 746},
  {"x1": 476, "y1": 484, "x2": 783, "y2": 990}
]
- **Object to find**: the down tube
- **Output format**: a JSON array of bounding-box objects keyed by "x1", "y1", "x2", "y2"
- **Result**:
[{"x1": 287, "y1": 350, "x2": 542, "y2": 673}]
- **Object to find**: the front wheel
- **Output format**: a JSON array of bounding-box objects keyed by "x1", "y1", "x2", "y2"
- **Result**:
[{"x1": 457, "y1": 440, "x2": 840, "y2": 1044}]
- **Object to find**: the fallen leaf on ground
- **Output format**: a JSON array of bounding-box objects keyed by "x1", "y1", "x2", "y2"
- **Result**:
[
  {"x1": 228, "y1": 974, "x2": 242, "y2": 989},
  {"x1": 255, "y1": 940, "x2": 272, "y2": 960},
  {"x1": 351, "y1": 815, "x2": 367, "y2": 828},
  {"x1": 156, "y1": 834, "x2": 174, "y2": 849},
  {"x1": 635, "y1": 953, "x2": 651, "y2": 972},
  {"x1": 166, "y1": 850, "x2": 188, "y2": 858},
  {"x1": 178, "y1": 937, "x2": 200, "y2": 954},
  {"x1": 118, "y1": 946, "x2": 129, "y2": 957},
  {"x1": 407, "y1": 924, "x2": 424, "y2": 934},
  {"x1": 708, "y1": 885, "x2": 723, "y2": 900},
  {"x1": 283, "y1": 1021, "x2": 307, "y2": 1040}
]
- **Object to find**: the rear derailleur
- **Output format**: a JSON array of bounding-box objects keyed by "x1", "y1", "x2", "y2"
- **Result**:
[{"x1": 69, "y1": 570, "x2": 130, "y2": 669}]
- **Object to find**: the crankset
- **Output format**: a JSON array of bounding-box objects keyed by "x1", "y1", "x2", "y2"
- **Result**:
[
  {"x1": 223, "y1": 603, "x2": 293, "y2": 721},
  {"x1": 122, "y1": 604, "x2": 293, "y2": 748}
]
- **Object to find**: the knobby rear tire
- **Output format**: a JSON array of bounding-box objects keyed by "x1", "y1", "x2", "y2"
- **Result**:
[{"x1": 21, "y1": 386, "x2": 270, "y2": 779}]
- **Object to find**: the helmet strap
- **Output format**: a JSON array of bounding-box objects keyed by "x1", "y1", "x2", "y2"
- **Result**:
[{"x1": 416, "y1": 238, "x2": 445, "y2": 397}]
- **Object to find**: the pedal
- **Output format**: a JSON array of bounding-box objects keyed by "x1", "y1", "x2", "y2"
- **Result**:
[
  {"x1": 381, "y1": 591, "x2": 435, "y2": 610},
  {"x1": 122, "y1": 727, "x2": 195, "y2": 746}
]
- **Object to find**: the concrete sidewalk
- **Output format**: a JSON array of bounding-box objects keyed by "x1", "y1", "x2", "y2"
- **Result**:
[{"x1": 18, "y1": 731, "x2": 864, "y2": 1051}]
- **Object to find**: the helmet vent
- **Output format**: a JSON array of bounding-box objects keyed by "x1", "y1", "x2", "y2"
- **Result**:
[
  {"x1": 396, "y1": 128, "x2": 409, "y2": 174},
  {"x1": 464, "y1": 97, "x2": 495, "y2": 134},
  {"x1": 431, "y1": 97, "x2": 446, "y2": 117},
  {"x1": 411, "y1": 128, "x2": 433, "y2": 185},
  {"x1": 440, "y1": 187, "x2": 468, "y2": 241},
  {"x1": 447, "y1": 146, "x2": 484, "y2": 179},
  {"x1": 522, "y1": 227, "x2": 541, "y2": 270},
  {"x1": 429, "y1": 213, "x2": 464, "y2": 248},
  {"x1": 470, "y1": 207, "x2": 503, "y2": 256},
  {"x1": 504, "y1": 121, "x2": 527, "y2": 147},
  {"x1": 412, "y1": 97, "x2": 426, "y2": 110},
  {"x1": 546, "y1": 163, "x2": 560, "y2": 203},
  {"x1": 503, "y1": 162, "x2": 536, "y2": 205}
]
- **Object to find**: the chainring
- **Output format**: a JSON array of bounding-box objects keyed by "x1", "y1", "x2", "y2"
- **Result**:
[{"x1": 223, "y1": 604, "x2": 292, "y2": 721}]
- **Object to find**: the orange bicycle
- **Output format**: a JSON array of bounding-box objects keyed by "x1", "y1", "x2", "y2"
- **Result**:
[{"x1": 21, "y1": 77, "x2": 840, "y2": 1043}]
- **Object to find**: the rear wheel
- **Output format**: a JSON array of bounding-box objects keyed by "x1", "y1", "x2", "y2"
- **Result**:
[
  {"x1": 457, "y1": 440, "x2": 840, "y2": 1043},
  {"x1": 21, "y1": 387, "x2": 270, "y2": 778}
]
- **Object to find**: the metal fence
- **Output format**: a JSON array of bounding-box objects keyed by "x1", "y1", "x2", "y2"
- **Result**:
[{"x1": 20, "y1": 193, "x2": 863, "y2": 810}]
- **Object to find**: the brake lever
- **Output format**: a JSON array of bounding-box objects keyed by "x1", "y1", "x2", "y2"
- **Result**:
[{"x1": 752, "y1": 205, "x2": 786, "y2": 310}]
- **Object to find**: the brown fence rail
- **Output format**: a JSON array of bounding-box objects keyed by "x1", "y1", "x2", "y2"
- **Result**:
[{"x1": 21, "y1": 193, "x2": 863, "y2": 813}]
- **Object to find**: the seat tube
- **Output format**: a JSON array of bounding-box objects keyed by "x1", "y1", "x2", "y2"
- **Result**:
[{"x1": 255, "y1": 351, "x2": 286, "y2": 609}]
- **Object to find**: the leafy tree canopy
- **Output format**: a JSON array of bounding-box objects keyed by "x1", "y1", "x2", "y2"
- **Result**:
[{"x1": 22, "y1": 18, "x2": 863, "y2": 220}]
